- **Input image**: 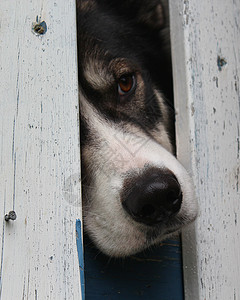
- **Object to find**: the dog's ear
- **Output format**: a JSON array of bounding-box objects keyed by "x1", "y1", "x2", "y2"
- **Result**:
[
  {"x1": 115, "y1": 0, "x2": 167, "y2": 31},
  {"x1": 133, "y1": 0, "x2": 166, "y2": 30}
]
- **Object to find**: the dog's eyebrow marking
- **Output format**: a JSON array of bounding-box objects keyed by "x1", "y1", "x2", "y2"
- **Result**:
[
  {"x1": 84, "y1": 58, "x2": 114, "y2": 90},
  {"x1": 109, "y1": 58, "x2": 139, "y2": 77},
  {"x1": 83, "y1": 55, "x2": 140, "y2": 92}
]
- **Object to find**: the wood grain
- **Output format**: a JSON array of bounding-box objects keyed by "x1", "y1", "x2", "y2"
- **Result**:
[
  {"x1": 169, "y1": 0, "x2": 240, "y2": 299},
  {"x1": 0, "y1": 0, "x2": 82, "y2": 299}
]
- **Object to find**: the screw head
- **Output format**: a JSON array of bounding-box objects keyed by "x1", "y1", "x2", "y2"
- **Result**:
[
  {"x1": 32, "y1": 19, "x2": 47, "y2": 35},
  {"x1": 5, "y1": 211, "x2": 17, "y2": 221}
]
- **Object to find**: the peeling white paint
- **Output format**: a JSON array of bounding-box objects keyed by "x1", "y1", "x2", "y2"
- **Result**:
[
  {"x1": 0, "y1": 0, "x2": 82, "y2": 299},
  {"x1": 170, "y1": 0, "x2": 240, "y2": 299}
]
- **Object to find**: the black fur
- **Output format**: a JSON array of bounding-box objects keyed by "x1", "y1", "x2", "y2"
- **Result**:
[{"x1": 77, "y1": 0, "x2": 175, "y2": 147}]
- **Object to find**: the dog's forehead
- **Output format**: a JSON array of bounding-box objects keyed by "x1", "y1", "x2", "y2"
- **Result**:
[
  {"x1": 77, "y1": 2, "x2": 146, "y2": 59},
  {"x1": 77, "y1": 7, "x2": 133, "y2": 89}
]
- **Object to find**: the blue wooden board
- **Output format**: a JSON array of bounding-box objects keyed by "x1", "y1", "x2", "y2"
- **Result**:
[
  {"x1": 76, "y1": 220, "x2": 86, "y2": 300},
  {"x1": 83, "y1": 234, "x2": 184, "y2": 300}
]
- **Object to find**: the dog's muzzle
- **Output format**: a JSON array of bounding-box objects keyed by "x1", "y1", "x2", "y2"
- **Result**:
[{"x1": 122, "y1": 169, "x2": 182, "y2": 226}]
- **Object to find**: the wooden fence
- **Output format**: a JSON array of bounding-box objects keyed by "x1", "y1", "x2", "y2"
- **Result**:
[
  {"x1": 0, "y1": 0, "x2": 239, "y2": 299},
  {"x1": 170, "y1": 0, "x2": 240, "y2": 299},
  {"x1": 0, "y1": 0, "x2": 83, "y2": 299}
]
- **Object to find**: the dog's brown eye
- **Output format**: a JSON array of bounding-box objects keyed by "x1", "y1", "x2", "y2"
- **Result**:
[{"x1": 118, "y1": 74, "x2": 136, "y2": 96}]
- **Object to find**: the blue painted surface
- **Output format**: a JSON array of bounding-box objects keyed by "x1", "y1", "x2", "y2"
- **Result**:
[
  {"x1": 84, "y1": 235, "x2": 184, "y2": 300},
  {"x1": 76, "y1": 219, "x2": 86, "y2": 300}
]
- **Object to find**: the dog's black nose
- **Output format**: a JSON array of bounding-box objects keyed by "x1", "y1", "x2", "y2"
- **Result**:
[{"x1": 122, "y1": 170, "x2": 182, "y2": 225}]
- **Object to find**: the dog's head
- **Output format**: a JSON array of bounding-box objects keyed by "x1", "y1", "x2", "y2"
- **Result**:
[{"x1": 77, "y1": 0, "x2": 197, "y2": 257}]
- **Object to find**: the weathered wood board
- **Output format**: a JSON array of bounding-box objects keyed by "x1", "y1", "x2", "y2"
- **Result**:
[
  {"x1": 169, "y1": 0, "x2": 240, "y2": 299},
  {"x1": 0, "y1": 0, "x2": 83, "y2": 299},
  {"x1": 84, "y1": 236, "x2": 184, "y2": 300}
]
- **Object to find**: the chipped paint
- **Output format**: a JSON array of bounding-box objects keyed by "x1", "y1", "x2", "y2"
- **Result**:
[
  {"x1": 0, "y1": 0, "x2": 82, "y2": 298},
  {"x1": 170, "y1": 0, "x2": 240, "y2": 299}
]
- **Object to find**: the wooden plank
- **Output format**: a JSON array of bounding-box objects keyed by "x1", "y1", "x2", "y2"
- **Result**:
[
  {"x1": 76, "y1": 220, "x2": 85, "y2": 300},
  {"x1": 84, "y1": 236, "x2": 184, "y2": 300},
  {"x1": 169, "y1": 0, "x2": 240, "y2": 299},
  {"x1": 0, "y1": 0, "x2": 82, "y2": 299}
]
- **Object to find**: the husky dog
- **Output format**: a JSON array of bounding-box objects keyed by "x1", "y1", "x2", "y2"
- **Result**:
[{"x1": 77, "y1": 0, "x2": 197, "y2": 257}]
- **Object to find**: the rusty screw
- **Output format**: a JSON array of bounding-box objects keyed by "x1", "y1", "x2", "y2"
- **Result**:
[
  {"x1": 32, "y1": 17, "x2": 47, "y2": 35},
  {"x1": 5, "y1": 211, "x2": 17, "y2": 221}
]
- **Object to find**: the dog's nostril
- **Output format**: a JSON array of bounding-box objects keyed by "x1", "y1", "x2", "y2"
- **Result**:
[
  {"x1": 139, "y1": 204, "x2": 156, "y2": 218},
  {"x1": 122, "y1": 170, "x2": 183, "y2": 226}
]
